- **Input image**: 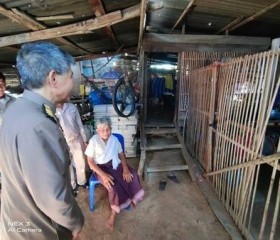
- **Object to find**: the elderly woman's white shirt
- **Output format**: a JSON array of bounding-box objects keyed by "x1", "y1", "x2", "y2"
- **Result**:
[{"x1": 85, "y1": 134, "x2": 122, "y2": 168}]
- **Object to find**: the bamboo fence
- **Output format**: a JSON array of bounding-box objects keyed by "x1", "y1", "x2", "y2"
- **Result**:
[
  {"x1": 181, "y1": 49, "x2": 280, "y2": 239},
  {"x1": 184, "y1": 64, "x2": 217, "y2": 171},
  {"x1": 179, "y1": 51, "x2": 247, "y2": 121}
]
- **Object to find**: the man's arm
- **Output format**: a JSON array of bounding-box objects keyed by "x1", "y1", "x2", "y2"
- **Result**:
[{"x1": 74, "y1": 105, "x2": 87, "y2": 143}]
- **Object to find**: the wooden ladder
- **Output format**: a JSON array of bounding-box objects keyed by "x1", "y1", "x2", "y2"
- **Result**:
[{"x1": 137, "y1": 125, "x2": 196, "y2": 181}]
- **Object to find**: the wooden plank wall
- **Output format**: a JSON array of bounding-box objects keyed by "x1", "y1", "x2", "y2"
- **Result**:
[{"x1": 183, "y1": 49, "x2": 280, "y2": 239}]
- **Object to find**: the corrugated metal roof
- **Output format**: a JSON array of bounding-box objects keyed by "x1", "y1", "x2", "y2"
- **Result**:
[{"x1": 0, "y1": 0, "x2": 279, "y2": 69}]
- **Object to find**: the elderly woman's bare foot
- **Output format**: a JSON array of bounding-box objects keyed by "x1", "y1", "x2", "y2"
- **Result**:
[{"x1": 106, "y1": 211, "x2": 116, "y2": 230}]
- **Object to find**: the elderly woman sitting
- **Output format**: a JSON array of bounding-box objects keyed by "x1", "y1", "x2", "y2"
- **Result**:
[{"x1": 85, "y1": 116, "x2": 144, "y2": 230}]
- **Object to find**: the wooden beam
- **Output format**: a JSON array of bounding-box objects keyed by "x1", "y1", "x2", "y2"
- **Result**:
[
  {"x1": 88, "y1": 0, "x2": 119, "y2": 49},
  {"x1": 172, "y1": 0, "x2": 196, "y2": 30},
  {"x1": 205, "y1": 152, "x2": 280, "y2": 177},
  {"x1": 36, "y1": 14, "x2": 74, "y2": 21},
  {"x1": 143, "y1": 33, "x2": 271, "y2": 52},
  {"x1": 145, "y1": 128, "x2": 176, "y2": 135},
  {"x1": 0, "y1": 4, "x2": 140, "y2": 48},
  {"x1": 0, "y1": 4, "x2": 42, "y2": 30},
  {"x1": 137, "y1": 0, "x2": 148, "y2": 54},
  {"x1": 146, "y1": 143, "x2": 182, "y2": 151},
  {"x1": 215, "y1": 16, "x2": 244, "y2": 35},
  {"x1": 138, "y1": 51, "x2": 147, "y2": 180},
  {"x1": 137, "y1": 148, "x2": 146, "y2": 178},
  {"x1": 147, "y1": 165, "x2": 189, "y2": 173},
  {"x1": 144, "y1": 33, "x2": 270, "y2": 45},
  {"x1": 74, "y1": 47, "x2": 136, "y2": 61},
  {"x1": 146, "y1": 25, "x2": 181, "y2": 34},
  {"x1": 229, "y1": 0, "x2": 280, "y2": 32},
  {"x1": 144, "y1": 123, "x2": 175, "y2": 128},
  {"x1": 0, "y1": 6, "x2": 90, "y2": 54}
]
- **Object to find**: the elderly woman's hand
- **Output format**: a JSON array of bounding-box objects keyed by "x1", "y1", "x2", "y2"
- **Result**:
[
  {"x1": 101, "y1": 173, "x2": 114, "y2": 189},
  {"x1": 123, "y1": 168, "x2": 133, "y2": 183}
]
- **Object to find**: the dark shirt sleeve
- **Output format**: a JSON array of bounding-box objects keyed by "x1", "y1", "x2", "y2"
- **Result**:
[{"x1": 17, "y1": 120, "x2": 84, "y2": 235}]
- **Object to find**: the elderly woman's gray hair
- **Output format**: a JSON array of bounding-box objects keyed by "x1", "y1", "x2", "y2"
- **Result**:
[{"x1": 95, "y1": 116, "x2": 112, "y2": 129}]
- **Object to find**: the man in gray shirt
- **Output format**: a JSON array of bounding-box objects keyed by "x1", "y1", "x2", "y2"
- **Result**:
[{"x1": 0, "y1": 42, "x2": 84, "y2": 240}]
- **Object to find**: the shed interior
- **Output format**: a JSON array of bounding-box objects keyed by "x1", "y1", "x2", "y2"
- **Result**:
[{"x1": 0, "y1": 1, "x2": 280, "y2": 239}]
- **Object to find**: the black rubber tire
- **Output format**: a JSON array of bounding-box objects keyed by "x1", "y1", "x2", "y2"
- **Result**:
[{"x1": 112, "y1": 77, "x2": 136, "y2": 117}]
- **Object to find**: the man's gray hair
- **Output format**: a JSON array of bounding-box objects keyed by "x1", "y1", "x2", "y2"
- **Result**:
[
  {"x1": 95, "y1": 116, "x2": 112, "y2": 129},
  {"x1": 16, "y1": 41, "x2": 74, "y2": 90}
]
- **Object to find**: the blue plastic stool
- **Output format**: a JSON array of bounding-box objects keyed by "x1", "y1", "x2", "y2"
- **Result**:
[{"x1": 89, "y1": 133, "x2": 124, "y2": 211}]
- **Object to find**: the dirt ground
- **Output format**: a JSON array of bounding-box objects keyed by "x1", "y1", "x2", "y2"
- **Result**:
[{"x1": 76, "y1": 154, "x2": 232, "y2": 240}]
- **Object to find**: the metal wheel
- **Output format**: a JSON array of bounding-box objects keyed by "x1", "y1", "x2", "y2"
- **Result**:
[{"x1": 112, "y1": 77, "x2": 136, "y2": 117}]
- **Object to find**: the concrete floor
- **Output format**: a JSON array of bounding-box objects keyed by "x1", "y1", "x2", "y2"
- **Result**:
[{"x1": 75, "y1": 151, "x2": 233, "y2": 240}]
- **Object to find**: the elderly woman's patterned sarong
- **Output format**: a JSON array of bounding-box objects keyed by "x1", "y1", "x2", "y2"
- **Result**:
[{"x1": 97, "y1": 160, "x2": 144, "y2": 213}]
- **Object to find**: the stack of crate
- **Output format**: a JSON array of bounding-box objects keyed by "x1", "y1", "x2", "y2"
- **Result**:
[{"x1": 93, "y1": 104, "x2": 138, "y2": 158}]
